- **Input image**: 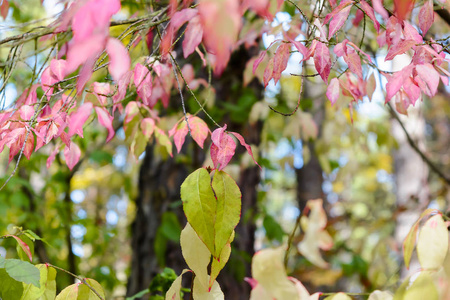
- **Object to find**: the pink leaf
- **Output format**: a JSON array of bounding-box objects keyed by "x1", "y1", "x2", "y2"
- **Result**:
[
  {"x1": 64, "y1": 141, "x2": 81, "y2": 170},
  {"x1": 418, "y1": 0, "x2": 434, "y2": 35},
  {"x1": 253, "y1": 51, "x2": 267, "y2": 74},
  {"x1": 183, "y1": 16, "x2": 203, "y2": 58},
  {"x1": 134, "y1": 63, "x2": 153, "y2": 106},
  {"x1": 68, "y1": 102, "x2": 93, "y2": 138},
  {"x1": 344, "y1": 50, "x2": 362, "y2": 78},
  {"x1": 289, "y1": 39, "x2": 309, "y2": 60},
  {"x1": 263, "y1": 57, "x2": 274, "y2": 87},
  {"x1": 210, "y1": 126, "x2": 236, "y2": 171},
  {"x1": 324, "y1": 0, "x2": 353, "y2": 24},
  {"x1": 50, "y1": 59, "x2": 67, "y2": 81},
  {"x1": 313, "y1": 18, "x2": 327, "y2": 41},
  {"x1": 272, "y1": 43, "x2": 290, "y2": 84},
  {"x1": 19, "y1": 105, "x2": 35, "y2": 120},
  {"x1": 385, "y1": 65, "x2": 413, "y2": 101},
  {"x1": 385, "y1": 39, "x2": 416, "y2": 61},
  {"x1": 230, "y1": 131, "x2": 260, "y2": 168},
  {"x1": 46, "y1": 145, "x2": 60, "y2": 169},
  {"x1": 95, "y1": 107, "x2": 115, "y2": 142},
  {"x1": 415, "y1": 63, "x2": 440, "y2": 97},
  {"x1": 106, "y1": 38, "x2": 131, "y2": 82},
  {"x1": 326, "y1": 78, "x2": 340, "y2": 105},
  {"x1": 328, "y1": 5, "x2": 352, "y2": 39},
  {"x1": 171, "y1": 8, "x2": 199, "y2": 32},
  {"x1": 372, "y1": 0, "x2": 389, "y2": 21},
  {"x1": 141, "y1": 118, "x2": 155, "y2": 138},
  {"x1": 314, "y1": 42, "x2": 331, "y2": 82},
  {"x1": 170, "y1": 121, "x2": 189, "y2": 153},
  {"x1": 189, "y1": 116, "x2": 209, "y2": 149},
  {"x1": 9, "y1": 235, "x2": 33, "y2": 261},
  {"x1": 360, "y1": 0, "x2": 380, "y2": 33}
]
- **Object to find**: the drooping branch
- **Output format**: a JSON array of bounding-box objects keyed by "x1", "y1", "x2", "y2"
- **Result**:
[{"x1": 388, "y1": 103, "x2": 450, "y2": 185}]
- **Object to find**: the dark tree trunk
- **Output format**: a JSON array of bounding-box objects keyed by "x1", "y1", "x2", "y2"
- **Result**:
[{"x1": 126, "y1": 144, "x2": 191, "y2": 297}]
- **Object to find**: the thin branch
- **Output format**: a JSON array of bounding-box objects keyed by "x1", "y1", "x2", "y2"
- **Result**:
[
  {"x1": 387, "y1": 103, "x2": 450, "y2": 185},
  {"x1": 47, "y1": 264, "x2": 105, "y2": 300},
  {"x1": 284, "y1": 212, "x2": 302, "y2": 268}
]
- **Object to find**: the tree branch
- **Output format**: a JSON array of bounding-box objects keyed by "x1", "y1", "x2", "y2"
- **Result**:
[{"x1": 388, "y1": 103, "x2": 450, "y2": 185}]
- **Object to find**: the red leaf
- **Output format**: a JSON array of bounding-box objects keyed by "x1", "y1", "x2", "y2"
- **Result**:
[
  {"x1": 230, "y1": 131, "x2": 260, "y2": 168},
  {"x1": 272, "y1": 43, "x2": 290, "y2": 85},
  {"x1": 106, "y1": 38, "x2": 131, "y2": 82},
  {"x1": 210, "y1": 125, "x2": 236, "y2": 171},
  {"x1": 183, "y1": 16, "x2": 203, "y2": 58},
  {"x1": 64, "y1": 141, "x2": 81, "y2": 170},
  {"x1": 95, "y1": 107, "x2": 115, "y2": 142},
  {"x1": 169, "y1": 120, "x2": 189, "y2": 153},
  {"x1": 326, "y1": 78, "x2": 340, "y2": 105},
  {"x1": 0, "y1": 0, "x2": 9, "y2": 19},
  {"x1": 418, "y1": 0, "x2": 434, "y2": 35},
  {"x1": 328, "y1": 5, "x2": 352, "y2": 39},
  {"x1": 394, "y1": 0, "x2": 415, "y2": 21},
  {"x1": 314, "y1": 42, "x2": 331, "y2": 82},
  {"x1": 68, "y1": 102, "x2": 93, "y2": 138},
  {"x1": 8, "y1": 235, "x2": 32, "y2": 261}
]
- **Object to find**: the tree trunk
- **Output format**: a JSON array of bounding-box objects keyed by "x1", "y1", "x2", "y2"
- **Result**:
[{"x1": 126, "y1": 144, "x2": 190, "y2": 297}]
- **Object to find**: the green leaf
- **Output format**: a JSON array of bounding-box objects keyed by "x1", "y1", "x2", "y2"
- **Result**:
[
  {"x1": 16, "y1": 234, "x2": 34, "y2": 262},
  {"x1": 180, "y1": 168, "x2": 217, "y2": 255},
  {"x1": 263, "y1": 215, "x2": 285, "y2": 242},
  {"x1": 0, "y1": 255, "x2": 5, "y2": 268},
  {"x1": 417, "y1": 214, "x2": 449, "y2": 269},
  {"x1": 126, "y1": 289, "x2": 149, "y2": 300},
  {"x1": 180, "y1": 223, "x2": 211, "y2": 289},
  {"x1": 77, "y1": 279, "x2": 105, "y2": 300},
  {"x1": 21, "y1": 264, "x2": 48, "y2": 300},
  {"x1": 40, "y1": 266, "x2": 57, "y2": 300},
  {"x1": 209, "y1": 243, "x2": 231, "y2": 289},
  {"x1": 55, "y1": 283, "x2": 79, "y2": 300},
  {"x1": 5, "y1": 259, "x2": 41, "y2": 287},
  {"x1": 0, "y1": 268, "x2": 24, "y2": 299},
  {"x1": 211, "y1": 170, "x2": 241, "y2": 257},
  {"x1": 160, "y1": 212, "x2": 182, "y2": 242},
  {"x1": 403, "y1": 208, "x2": 438, "y2": 269}
]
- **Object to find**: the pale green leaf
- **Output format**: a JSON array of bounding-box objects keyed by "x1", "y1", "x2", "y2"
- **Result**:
[
  {"x1": 165, "y1": 269, "x2": 189, "y2": 300},
  {"x1": 40, "y1": 266, "x2": 56, "y2": 300},
  {"x1": 211, "y1": 171, "x2": 241, "y2": 257},
  {"x1": 417, "y1": 214, "x2": 449, "y2": 269},
  {"x1": 77, "y1": 279, "x2": 105, "y2": 300},
  {"x1": 180, "y1": 223, "x2": 211, "y2": 289},
  {"x1": 21, "y1": 264, "x2": 48, "y2": 300},
  {"x1": 55, "y1": 283, "x2": 79, "y2": 300},
  {"x1": 180, "y1": 168, "x2": 216, "y2": 255},
  {"x1": 403, "y1": 272, "x2": 439, "y2": 300},
  {"x1": 368, "y1": 290, "x2": 393, "y2": 300},
  {"x1": 251, "y1": 248, "x2": 299, "y2": 300},
  {"x1": 192, "y1": 276, "x2": 224, "y2": 300},
  {"x1": 5, "y1": 259, "x2": 41, "y2": 287},
  {"x1": 403, "y1": 208, "x2": 438, "y2": 269},
  {"x1": 0, "y1": 255, "x2": 5, "y2": 268}
]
